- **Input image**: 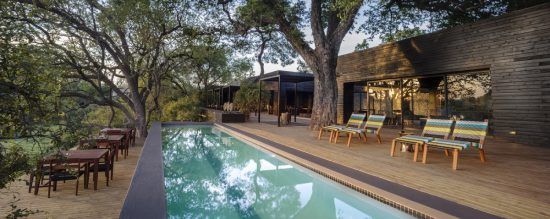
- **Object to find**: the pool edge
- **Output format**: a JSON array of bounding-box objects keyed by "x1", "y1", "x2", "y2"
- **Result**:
[
  {"x1": 215, "y1": 123, "x2": 500, "y2": 219},
  {"x1": 119, "y1": 121, "x2": 213, "y2": 219}
]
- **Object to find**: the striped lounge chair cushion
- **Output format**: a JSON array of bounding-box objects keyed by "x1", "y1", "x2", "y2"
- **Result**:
[
  {"x1": 339, "y1": 127, "x2": 376, "y2": 134},
  {"x1": 365, "y1": 115, "x2": 385, "y2": 129},
  {"x1": 452, "y1": 120, "x2": 489, "y2": 140},
  {"x1": 395, "y1": 135, "x2": 434, "y2": 144},
  {"x1": 322, "y1": 125, "x2": 346, "y2": 131},
  {"x1": 423, "y1": 119, "x2": 454, "y2": 138},
  {"x1": 347, "y1": 113, "x2": 366, "y2": 127},
  {"x1": 427, "y1": 139, "x2": 478, "y2": 150}
]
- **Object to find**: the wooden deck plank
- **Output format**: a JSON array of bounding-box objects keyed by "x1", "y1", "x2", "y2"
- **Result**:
[
  {"x1": 0, "y1": 140, "x2": 143, "y2": 219},
  {"x1": 227, "y1": 114, "x2": 550, "y2": 218}
]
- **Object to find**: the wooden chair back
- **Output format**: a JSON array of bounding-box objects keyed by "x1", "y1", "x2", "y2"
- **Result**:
[
  {"x1": 365, "y1": 114, "x2": 386, "y2": 133},
  {"x1": 347, "y1": 113, "x2": 367, "y2": 128},
  {"x1": 451, "y1": 119, "x2": 489, "y2": 148},
  {"x1": 421, "y1": 119, "x2": 454, "y2": 139}
]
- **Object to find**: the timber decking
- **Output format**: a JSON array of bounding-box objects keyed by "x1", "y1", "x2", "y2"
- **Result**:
[
  {"x1": 0, "y1": 140, "x2": 143, "y2": 218},
  {"x1": 226, "y1": 114, "x2": 550, "y2": 218}
]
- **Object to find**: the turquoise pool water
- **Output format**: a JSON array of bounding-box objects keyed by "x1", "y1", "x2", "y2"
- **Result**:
[{"x1": 162, "y1": 126, "x2": 413, "y2": 219}]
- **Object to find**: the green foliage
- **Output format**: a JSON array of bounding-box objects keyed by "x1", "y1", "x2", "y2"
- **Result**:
[
  {"x1": 380, "y1": 27, "x2": 426, "y2": 43},
  {"x1": 86, "y1": 106, "x2": 127, "y2": 128},
  {"x1": 358, "y1": 0, "x2": 547, "y2": 47},
  {"x1": 233, "y1": 82, "x2": 269, "y2": 115},
  {"x1": 354, "y1": 39, "x2": 369, "y2": 51},
  {"x1": 0, "y1": 144, "x2": 30, "y2": 189},
  {"x1": 162, "y1": 94, "x2": 206, "y2": 122}
]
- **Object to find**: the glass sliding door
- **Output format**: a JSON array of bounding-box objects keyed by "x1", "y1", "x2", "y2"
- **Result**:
[
  {"x1": 347, "y1": 70, "x2": 491, "y2": 131},
  {"x1": 366, "y1": 80, "x2": 402, "y2": 126}
]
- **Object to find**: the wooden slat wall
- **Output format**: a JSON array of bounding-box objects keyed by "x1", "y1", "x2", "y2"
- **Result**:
[{"x1": 335, "y1": 3, "x2": 550, "y2": 146}]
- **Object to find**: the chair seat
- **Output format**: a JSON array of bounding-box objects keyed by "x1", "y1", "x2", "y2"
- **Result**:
[
  {"x1": 427, "y1": 139, "x2": 476, "y2": 150},
  {"x1": 339, "y1": 127, "x2": 376, "y2": 134},
  {"x1": 51, "y1": 171, "x2": 84, "y2": 181},
  {"x1": 322, "y1": 125, "x2": 346, "y2": 131},
  {"x1": 395, "y1": 135, "x2": 433, "y2": 144},
  {"x1": 89, "y1": 163, "x2": 111, "y2": 172}
]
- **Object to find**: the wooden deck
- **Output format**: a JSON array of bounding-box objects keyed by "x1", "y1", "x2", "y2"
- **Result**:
[
  {"x1": 0, "y1": 140, "x2": 143, "y2": 218},
  {"x1": 227, "y1": 114, "x2": 550, "y2": 218},
  {"x1": 1, "y1": 117, "x2": 549, "y2": 218}
]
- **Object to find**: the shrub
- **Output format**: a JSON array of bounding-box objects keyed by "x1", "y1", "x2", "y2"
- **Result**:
[
  {"x1": 162, "y1": 95, "x2": 206, "y2": 122},
  {"x1": 233, "y1": 82, "x2": 269, "y2": 115}
]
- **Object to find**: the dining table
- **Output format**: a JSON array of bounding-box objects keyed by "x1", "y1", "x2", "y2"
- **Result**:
[
  {"x1": 42, "y1": 149, "x2": 109, "y2": 191},
  {"x1": 101, "y1": 128, "x2": 131, "y2": 138},
  {"x1": 95, "y1": 134, "x2": 124, "y2": 161}
]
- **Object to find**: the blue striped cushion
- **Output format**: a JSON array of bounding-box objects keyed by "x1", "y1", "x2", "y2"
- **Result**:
[
  {"x1": 428, "y1": 139, "x2": 472, "y2": 150},
  {"x1": 396, "y1": 135, "x2": 434, "y2": 143},
  {"x1": 339, "y1": 127, "x2": 376, "y2": 134},
  {"x1": 322, "y1": 125, "x2": 346, "y2": 131}
]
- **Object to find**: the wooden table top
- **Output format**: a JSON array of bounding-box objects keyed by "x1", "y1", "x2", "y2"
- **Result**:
[
  {"x1": 45, "y1": 149, "x2": 108, "y2": 160},
  {"x1": 101, "y1": 128, "x2": 130, "y2": 133},
  {"x1": 97, "y1": 135, "x2": 124, "y2": 141}
]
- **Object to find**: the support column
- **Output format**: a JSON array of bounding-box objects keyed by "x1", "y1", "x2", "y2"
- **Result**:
[
  {"x1": 258, "y1": 81, "x2": 261, "y2": 123},
  {"x1": 278, "y1": 76, "x2": 281, "y2": 127},
  {"x1": 294, "y1": 83, "x2": 297, "y2": 122},
  {"x1": 400, "y1": 79, "x2": 404, "y2": 132},
  {"x1": 444, "y1": 75, "x2": 449, "y2": 116}
]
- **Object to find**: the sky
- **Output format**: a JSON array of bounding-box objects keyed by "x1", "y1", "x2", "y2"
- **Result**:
[{"x1": 252, "y1": 31, "x2": 380, "y2": 74}]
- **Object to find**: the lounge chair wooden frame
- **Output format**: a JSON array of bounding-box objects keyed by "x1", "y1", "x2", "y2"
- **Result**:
[
  {"x1": 423, "y1": 119, "x2": 489, "y2": 170},
  {"x1": 317, "y1": 113, "x2": 366, "y2": 142},
  {"x1": 390, "y1": 119, "x2": 454, "y2": 162},
  {"x1": 333, "y1": 115, "x2": 386, "y2": 147}
]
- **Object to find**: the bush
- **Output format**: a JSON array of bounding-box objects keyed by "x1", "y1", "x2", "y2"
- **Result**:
[
  {"x1": 233, "y1": 82, "x2": 269, "y2": 115},
  {"x1": 162, "y1": 95, "x2": 206, "y2": 122}
]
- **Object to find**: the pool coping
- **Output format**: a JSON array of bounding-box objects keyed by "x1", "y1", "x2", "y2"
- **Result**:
[
  {"x1": 119, "y1": 121, "x2": 213, "y2": 219},
  {"x1": 215, "y1": 123, "x2": 501, "y2": 219}
]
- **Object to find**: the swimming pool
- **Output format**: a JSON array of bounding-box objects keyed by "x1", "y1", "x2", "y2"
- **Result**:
[{"x1": 162, "y1": 125, "x2": 413, "y2": 218}]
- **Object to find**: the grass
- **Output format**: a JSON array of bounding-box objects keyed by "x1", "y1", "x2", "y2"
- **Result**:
[{"x1": 1, "y1": 138, "x2": 52, "y2": 161}]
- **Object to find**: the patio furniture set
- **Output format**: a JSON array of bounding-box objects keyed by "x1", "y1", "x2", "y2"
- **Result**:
[
  {"x1": 318, "y1": 113, "x2": 489, "y2": 170},
  {"x1": 27, "y1": 128, "x2": 136, "y2": 198}
]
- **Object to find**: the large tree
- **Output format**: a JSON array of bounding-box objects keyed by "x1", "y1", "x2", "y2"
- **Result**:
[
  {"x1": 4, "y1": 0, "x2": 192, "y2": 136},
  {"x1": 222, "y1": 0, "x2": 364, "y2": 129}
]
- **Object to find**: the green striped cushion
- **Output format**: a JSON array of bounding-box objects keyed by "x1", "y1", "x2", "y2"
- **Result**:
[
  {"x1": 452, "y1": 120, "x2": 488, "y2": 140},
  {"x1": 365, "y1": 115, "x2": 385, "y2": 129},
  {"x1": 322, "y1": 125, "x2": 346, "y2": 131},
  {"x1": 347, "y1": 113, "x2": 366, "y2": 127},
  {"x1": 423, "y1": 119, "x2": 453, "y2": 138},
  {"x1": 339, "y1": 127, "x2": 376, "y2": 134},
  {"x1": 427, "y1": 138, "x2": 473, "y2": 150},
  {"x1": 396, "y1": 135, "x2": 434, "y2": 144}
]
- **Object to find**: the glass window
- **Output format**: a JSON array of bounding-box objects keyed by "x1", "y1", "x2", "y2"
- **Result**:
[
  {"x1": 445, "y1": 71, "x2": 491, "y2": 121},
  {"x1": 352, "y1": 84, "x2": 368, "y2": 112},
  {"x1": 348, "y1": 71, "x2": 491, "y2": 130}
]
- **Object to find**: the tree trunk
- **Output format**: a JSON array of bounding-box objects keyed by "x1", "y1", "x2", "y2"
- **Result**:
[
  {"x1": 309, "y1": 53, "x2": 338, "y2": 130},
  {"x1": 134, "y1": 101, "x2": 148, "y2": 138}
]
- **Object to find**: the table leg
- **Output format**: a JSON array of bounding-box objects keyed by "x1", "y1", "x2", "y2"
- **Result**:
[
  {"x1": 94, "y1": 159, "x2": 99, "y2": 190},
  {"x1": 33, "y1": 173, "x2": 40, "y2": 195},
  {"x1": 115, "y1": 142, "x2": 119, "y2": 161},
  {"x1": 84, "y1": 163, "x2": 89, "y2": 189},
  {"x1": 105, "y1": 153, "x2": 110, "y2": 187}
]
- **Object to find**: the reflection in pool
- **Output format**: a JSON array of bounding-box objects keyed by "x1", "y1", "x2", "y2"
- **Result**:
[{"x1": 162, "y1": 126, "x2": 412, "y2": 219}]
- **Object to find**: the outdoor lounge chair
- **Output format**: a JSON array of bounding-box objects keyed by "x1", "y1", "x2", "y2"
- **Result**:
[
  {"x1": 390, "y1": 119, "x2": 454, "y2": 162},
  {"x1": 334, "y1": 114, "x2": 386, "y2": 147},
  {"x1": 317, "y1": 113, "x2": 366, "y2": 142},
  {"x1": 423, "y1": 119, "x2": 489, "y2": 170}
]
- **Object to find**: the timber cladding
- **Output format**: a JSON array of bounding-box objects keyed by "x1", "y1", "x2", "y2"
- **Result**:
[{"x1": 335, "y1": 3, "x2": 550, "y2": 146}]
